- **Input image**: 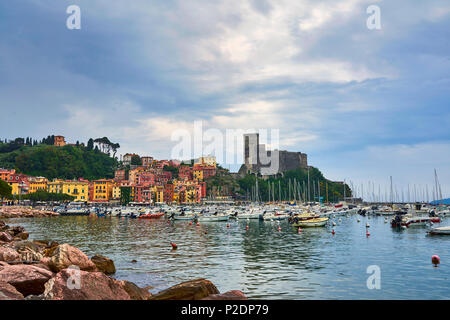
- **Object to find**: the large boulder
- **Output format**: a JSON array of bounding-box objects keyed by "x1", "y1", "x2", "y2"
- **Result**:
[
  {"x1": 0, "y1": 281, "x2": 24, "y2": 300},
  {"x1": 0, "y1": 247, "x2": 20, "y2": 263},
  {"x1": 118, "y1": 280, "x2": 152, "y2": 300},
  {"x1": 44, "y1": 269, "x2": 131, "y2": 300},
  {"x1": 46, "y1": 244, "x2": 97, "y2": 272},
  {"x1": 148, "y1": 279, "x2": 219, "y2": 300},
  {"x1": 0, "y1": 264, "x2": 53, "y2": 297},
  {"x1": 201, "y1": 290, "x2": 248, "y2": 300},
  {"x1": 90, "y1": 255, "x2": 116, "y2": 275},
  {"x1": 0, "y1": 232, "x2": 13, "y2": 243}
]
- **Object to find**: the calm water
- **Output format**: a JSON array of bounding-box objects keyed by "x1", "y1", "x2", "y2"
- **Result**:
[{"x1": 5, "y1": 214, "x2": 450, "y2": 299}]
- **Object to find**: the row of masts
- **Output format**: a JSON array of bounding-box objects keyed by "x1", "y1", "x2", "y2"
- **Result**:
[
  {"x1": 348, "y1": 169, "x2": 444, "y2": 204},
  {"x1": 247, "y1": 171, "x2": 332, "y2": 203}
]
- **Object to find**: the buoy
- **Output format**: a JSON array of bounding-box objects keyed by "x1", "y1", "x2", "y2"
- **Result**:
[
  {"x1": 332, "y1": 229, "x2": 335, "y2": 235},
  {"x1": 357, "y1": 219, "x2": 360, "y2": 222},
  {"x1": 171, "y1": 242, "x2": 177, "y2": 250},
  {"x1": 204, "y1": 231, "x2": 208, "y2": 234},
  {"x1": 278, "y1": 226, "x2": 281, "y2": 232},
  {"x1": 246, "y1": 225, "x2": 249, "y2": 231},
  {"x1": 338, "y1": 219, "x2": 342, "y2": 223},
  {"x1": 366, "y1": 223, "x2": 370, "y2": 228},
  {"x1": 298, "y1": 227, "x2": 302, "y2": 233},
  {"x1": 197, "y1": 222, "x2": 200, "y2": 226},
  {"x1": 366, "y1": 231, "x2": 370, "y2": 237},
  {"x1": 189, "y1": 221, "x2": 192, "y2": 225},
  {"x1": 432, "y1": 255, "x2": 440, "y2": 267},
  {"x1": 332, "y1": 222, "x2": 336, "y2": 226},
  {"x1": 227, "y1": 224, "x2": 230, "y2": 228}
]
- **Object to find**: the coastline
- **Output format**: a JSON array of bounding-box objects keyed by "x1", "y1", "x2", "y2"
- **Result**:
[{"x1": 0, "y1": 207, "x2": 247, "y2": 300}]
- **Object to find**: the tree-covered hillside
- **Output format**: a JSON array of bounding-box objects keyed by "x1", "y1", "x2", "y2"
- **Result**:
[
  {"x1": 0, "y1": 141, "x2": 117, "y2": 181},
  {"x1": 237, "y1": 166, "x2": 352, "y2": 203}
]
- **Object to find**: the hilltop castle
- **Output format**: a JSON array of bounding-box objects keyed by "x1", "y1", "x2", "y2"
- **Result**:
[{"x1": 238, "y1": 133, "x2": 308, "y2": 177}]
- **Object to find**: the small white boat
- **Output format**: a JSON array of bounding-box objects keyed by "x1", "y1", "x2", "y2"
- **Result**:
[
  {"x1": 197, "y1": 215, "x2": 229, "y2": 222},
  {"x1": 429, "y1": 226, "x2": 450, "y2": 235}
]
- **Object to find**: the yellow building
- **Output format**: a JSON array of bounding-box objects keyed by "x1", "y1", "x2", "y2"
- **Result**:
[
  {"x1": 112, "y1": 184, "x2": 121, "y2": 200},
  {"x1": 193, "y1": 169, "x2": 203, "y2": 181},
  {"x1": 195, "y1": 156, "x2": 216, "y2": 167},
  {"x1": 28, "y1": 177, "x2": 48, "y2": 193},
  {"x1": 61, "y1": 181, "x2": 89, "y2": 202},
  {"x1": 8, "y1": 182, "x2": 20, "y2": 196},
  {"x1": 47, "y1": 180, "x2": 89, "y2": 201},
  {"x1": 93, "y1": 179, "x2": 113, "y2": 202},
  {"x1": 47, "y1": 180, "x2": 64, "y2": 194},
  {"x1": 155, "y1": 186, "x2": 164, "y2": 203}
]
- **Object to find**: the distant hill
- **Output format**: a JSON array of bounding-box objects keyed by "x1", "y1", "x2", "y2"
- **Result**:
[{"x1": 0, "y1": 143, "x2": 117, "y2": 181}]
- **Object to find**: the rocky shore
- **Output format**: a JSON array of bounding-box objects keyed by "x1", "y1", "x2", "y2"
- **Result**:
[
  {"x1": 0, "y1": 220, "x2": 247, "y2": 300},
  {"x1": 0, "y1": 206, "x2": 59, "y2": 219}
]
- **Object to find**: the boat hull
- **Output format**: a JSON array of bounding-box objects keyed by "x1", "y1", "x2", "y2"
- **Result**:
[{"x1": 292, "y1": 217, "x2": 329, "y2": 228}]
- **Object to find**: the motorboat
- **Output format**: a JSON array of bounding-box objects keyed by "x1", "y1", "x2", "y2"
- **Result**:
[
  {"x1": 291, "y1": 217, "x2": 329, "y2": 228},
  {"x1": 391, "y1": 211, "x2": 440, "y2": 227},
  {"x1": 429, "y1": 226, "x2": 450, "y2": 235}
]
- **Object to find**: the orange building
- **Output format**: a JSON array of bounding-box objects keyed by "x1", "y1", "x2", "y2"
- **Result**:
[
  {"x1": 54, "y1": 136, "x2": 66, "y2": 147},
  {"x1": 0, "y1": 169, "x2": 15, "y2": 182}
]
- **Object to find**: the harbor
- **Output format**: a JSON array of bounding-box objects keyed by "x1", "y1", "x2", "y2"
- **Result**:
[{"x1": 2, "y1": 201, "x2": 450, "y2": 299}]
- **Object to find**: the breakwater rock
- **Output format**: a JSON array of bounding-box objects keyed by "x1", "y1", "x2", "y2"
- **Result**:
[
  {"x1": 0, "y1": 220, "x2": 247, "y2": 300},
  {"x1": 0, "y1": 206, "x2": 59, "y2": 219}
]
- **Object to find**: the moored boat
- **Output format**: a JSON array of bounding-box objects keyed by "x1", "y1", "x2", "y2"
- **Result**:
[{"x1": 429, "y1": 226, "x2": 450, "y2": 235}]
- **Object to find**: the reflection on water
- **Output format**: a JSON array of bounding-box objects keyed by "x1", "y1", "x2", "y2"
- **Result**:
[{"x1": 5, "y1": 215, "x2": 450, "y2": 299}]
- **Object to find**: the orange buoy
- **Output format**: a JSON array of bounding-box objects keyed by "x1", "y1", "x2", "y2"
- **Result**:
[
  {"x1": 189, "y1": 221, "x2": 192, "y2": 225},
  {"x1": 171, "y1": 242, "x2": 177, "y2": 250},
  {"x1": 298, "y1": 227, "x2": 302, "y2": 233},
  {"x1": 366, "y1": 231, "x2": 370, "y2": 237},
  {"x1": 196, "y1": 222, "x2": 200, "y2": 226},
  {"x1": 332, "y1": 229, "x2": 335, "y2": 235},
  {"x1": 246, "y1": 225, "x2": 249, "y2": 231},
  {"x1": 432, "y1": 255, "x2": 440, "y2": 267}
]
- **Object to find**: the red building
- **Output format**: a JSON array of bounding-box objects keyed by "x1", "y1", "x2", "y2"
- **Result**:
[
  {"x1": 114, "y1": 169, "x2": 126, "y2": 181},
  {"x1": 178, "y1": 166, "x2": 192, "y2": 180},
  {"x1": 137, "y1": 172, "x2": 156, "y2": 186},
  {"x1": 164, "y1": 183, "x2": 174, "y2": 203}
]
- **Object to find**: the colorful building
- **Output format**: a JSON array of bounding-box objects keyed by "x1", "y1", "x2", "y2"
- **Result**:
[
  {"x1": 54, "y1": 136, "x2": 66, "y2": 147},
  {"x1": 0, "y1": 169, "x2": 16, "y2": 182},
  {"x1": 92, "y1": 179, "x2": 113, "y2": 202},
  {"x1": 28, "y1": 177, "x2": 48, "y2": 193}
]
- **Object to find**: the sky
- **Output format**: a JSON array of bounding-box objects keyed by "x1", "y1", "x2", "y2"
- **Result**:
[{"x1": 0, "y1": 0, "x2": 449, "y2": 200}]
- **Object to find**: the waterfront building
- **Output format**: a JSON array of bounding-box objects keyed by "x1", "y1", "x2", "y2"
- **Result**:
[
  {"x1": 164, "y1": 183, "x2": 174, "y2": 203},
  {"x1": 112, "y1": 184, "x2": 121, "y2": 200},
  {"x1": 92, "y1": 179, "x2": 113, "y2": 202},
  {"x1": 61, "y1": 180, "x2": 89, "y2": 201},
  {"x1": 28, "y1": 177, "x2": 48, "y2": 193}
]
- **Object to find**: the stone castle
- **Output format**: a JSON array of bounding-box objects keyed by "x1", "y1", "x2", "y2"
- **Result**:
[{"x1": 238, "y1": 133, "x2": 308, "y2": 177}]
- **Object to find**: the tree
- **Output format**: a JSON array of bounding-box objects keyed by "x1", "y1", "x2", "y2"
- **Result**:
[
  {"x1": 131, "y1": 155, "x2": 142, "y2": 166},
  {"x1": 0, "y1": 180, "x2": 12, "y2": 200},
  {"x1": 87, "y1": 138, "x2": 94, "y2": 151}
]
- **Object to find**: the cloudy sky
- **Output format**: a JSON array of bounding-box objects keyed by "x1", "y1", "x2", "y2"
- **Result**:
[{"x1": 1, "y1": 0, "x2": 449, "y2": 200}]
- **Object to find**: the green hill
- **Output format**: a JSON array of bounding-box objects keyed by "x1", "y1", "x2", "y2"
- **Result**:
[
  {"x1": 237, "y1": 166, "x2": 351, "y2": 203},
  {"x1": 0, "y1": 142, "x2": 117, "y2": 181}
]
